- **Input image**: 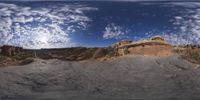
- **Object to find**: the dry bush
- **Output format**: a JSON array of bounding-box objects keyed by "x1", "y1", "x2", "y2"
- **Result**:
[
  {"x1": 105, "y1": 47, "x2": 116, "y2": 57},
  {"x1": 12, "y1": 52, "x2": 32, "y2": 61},
  {"x1": 93, "y1": 48, "x2": 107, "y2": 59},
  {"x1": 175, "y1": 46, "x2": 200, "y2": 64},
  {"x1": 184, "y1": 48, "x2": 200, "y2": 64}
]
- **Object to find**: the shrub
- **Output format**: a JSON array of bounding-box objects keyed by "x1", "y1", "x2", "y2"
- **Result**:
[
  {"x1": 12, "y1": 52, "x2": 31, "y2": 61},
  {"x1": 124, "y1": 47, "x2": 129, "y2": 55},
  {"x1": 93, "y1": 48, "x2": 107, "y2": 59},
  {"x1": 186, "y1": 49, "x2": 200, "y2": 62},
  {"x1": 105, "y1": 47, "x2": 115, "y2": 57},
  {"x1": 177, "y1": 47, "x2": 200, "y2": 64}
]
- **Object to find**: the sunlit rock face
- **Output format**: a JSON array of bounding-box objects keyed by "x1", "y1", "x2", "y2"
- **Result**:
[{"x1": 0, "y1": 1, "x2": 200, "y2": 49}]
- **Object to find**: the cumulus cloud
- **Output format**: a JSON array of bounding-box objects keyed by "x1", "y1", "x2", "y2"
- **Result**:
[
  {"x1": 162, "y1": 2, "x2": 200, "y2": 45},
  {"x1": 140, "y1": 2, "x2": 200, "y2": 45},
  {"x1": 163, "y1": 2, "x2": 200, "y2": 8},
  {"x1": 0, "y1": 2, "x2": 98, "y2": 48},
  {"x1": 103, "y1": 23, "x2": 128, "y2": 39}
]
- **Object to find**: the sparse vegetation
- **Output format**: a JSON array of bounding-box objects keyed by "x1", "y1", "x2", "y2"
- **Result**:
[
  {"x1": 174, "y1": 46, "x2": 200, "y2": 64},
  {"x1": 93, "y1": 48, "x2": 108, "y2": 59},
  {"x1": 12, "y1": 52, "x2": 32, "y2": 61},
  {"x1": 0, "y1": 40, "x2": 200, "y2": 67},
  {"x1": 184, "y1": 48, "x2": 200, "y2": 64},
  {"x1": 0, "y1": 55, "x2": 6, "y2": 63},
  {"x1": 106, "y1": 47, "x2": 116, "y2": 58},
  {"x1": 123, "y1": 47, "x2": 129, "y2": 55}
]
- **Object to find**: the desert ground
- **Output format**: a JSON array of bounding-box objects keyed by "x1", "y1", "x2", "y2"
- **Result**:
[{"x1": 0, "y1": 54, "x2": 200, "y2": 100}]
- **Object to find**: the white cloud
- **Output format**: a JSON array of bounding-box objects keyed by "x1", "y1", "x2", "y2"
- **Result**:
[
  {"x1": 0, "y1": 2, "x2": 98, "y2": 48},
  {"x1": 0, "y1": 3, "x2": 16, "y2": 9},
  {"x1": 13, "y1": 16, "x2": 34, "y2": 23},
  {"x1": 0, "y1": 17, "x2": 12, "y2": 43},
  {"x1": 103, "y1": 23, "x2": 127, "y2": 39},
  {"x1": 164, "y1": 2, "x2": 200, "y2": 8},
  {"x1": 163, "y1": 7, "x2": 200, "y2": 45},
  {"x1": 140, "y1": 2, "x2": 200, "y2": 45},
  {"x1": 75, "y1": 7, "x2": 98, "y2": 14},
  {"x1": 141, "y1": 2, "x2": 200, "y2": 9}
]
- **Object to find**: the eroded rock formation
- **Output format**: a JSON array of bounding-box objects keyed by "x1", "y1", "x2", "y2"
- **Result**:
[
  {"x1": 0, "y1": 45, "x2": 23, "y2": 57},
  {"x1": 113, "y1": 36, "x2": 173, "y2": 56},
  {"x1": 0, "y1": 45, "x2": 16, "y2": 56}
]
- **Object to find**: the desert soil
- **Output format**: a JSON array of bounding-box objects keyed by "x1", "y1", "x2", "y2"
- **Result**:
[{"x1": 0, "y1": 55, "x2": 200, "y2": 100}]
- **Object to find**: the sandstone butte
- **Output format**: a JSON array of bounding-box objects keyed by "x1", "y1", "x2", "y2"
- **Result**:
[{"x1": 112, "y1": 36, "x2": 173, "y2": 57}]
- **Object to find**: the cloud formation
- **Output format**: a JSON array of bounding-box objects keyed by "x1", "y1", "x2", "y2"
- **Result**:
[
  {"x1": 162, "y1": 2, "x2": 200, "y2": 45},
  {"x1": 103, "y1": 23, "x2": 128, "y2": 39},
  {"x1": 140, "y1": 2, "x2": 200, "y2": 45},
  {"x1": 0, "y1": 2, "x2": 98, "y2": 49}
]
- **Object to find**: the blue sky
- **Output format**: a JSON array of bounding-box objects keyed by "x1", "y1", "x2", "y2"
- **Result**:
[{"x1": 0, "y1": 1, "x2": 200, "y2": 49}]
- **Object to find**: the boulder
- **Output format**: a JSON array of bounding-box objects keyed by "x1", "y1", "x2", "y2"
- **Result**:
[{"x1": 19, "y1": 58, "x2": 34, "y2": 65}]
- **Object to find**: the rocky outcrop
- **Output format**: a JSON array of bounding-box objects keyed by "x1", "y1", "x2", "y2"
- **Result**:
[
  {"x1": 15, "y1": 47, "x2": 23, "y2": 53},
  {"x1": 112, "y1": 40, "x2": 132, "y2": 49},
  {"x1": 127, "y1": 44, "x2": 172, "y2": 56},
  {"x1": 0, "y1": 45, "x2": 16, "y2": 56},
  {"x1": 151, "y1": 36, "x2": 165, "y2": 41},
  {"x1": 113, "y1": 37, "x2": 173, "y2": 56},
  {"x1": 0, "y1": 45, "x2": 23, "y2": 57}
]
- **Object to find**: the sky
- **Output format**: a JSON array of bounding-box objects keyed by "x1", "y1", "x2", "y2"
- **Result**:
[
  {"x1": 0, "y1": 1, "x2": 200, "y2": 49},
  {"x1": 2, "y1": 0, "x2": 200, "y2": 1}
]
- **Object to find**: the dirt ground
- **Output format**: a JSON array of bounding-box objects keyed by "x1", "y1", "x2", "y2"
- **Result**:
[{"x1": 0, "y1": 55, "x2": 200, "y2": 100}]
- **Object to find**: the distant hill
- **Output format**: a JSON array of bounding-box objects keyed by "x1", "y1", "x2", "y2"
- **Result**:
[{"x1": 0, "y1": 36, "x2": 200, "y2": 66}]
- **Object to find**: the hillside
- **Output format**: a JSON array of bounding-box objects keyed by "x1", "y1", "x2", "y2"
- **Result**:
[
  {"x1": 1, "y1": 36, "x2": 200, "y2": 67},
  {"x1": 0, "y1": 37, "x2": 174, "y2": 67}
]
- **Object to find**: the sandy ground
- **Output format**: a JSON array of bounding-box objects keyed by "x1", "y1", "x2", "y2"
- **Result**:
[{"x1": 0, "y1": 55, "x2": 200, "y2": 100}]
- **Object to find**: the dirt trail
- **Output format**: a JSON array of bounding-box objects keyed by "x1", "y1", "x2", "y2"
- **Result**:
[{"x1": 0, "y1": 55, "x2": 200, "y2": 100}]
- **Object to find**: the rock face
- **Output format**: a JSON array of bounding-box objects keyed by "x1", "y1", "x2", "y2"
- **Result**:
[
  {"x1": 112, "y1": 40, "x2": 132, "y2": 49},
  {"x1": 127, "y1": 44, "x2": 172, "y2": 56},
  {"x1": 0, "y1": 45, "x2": 16, "y2": 56},
  {"x1": 0, "y1": 45, "x2": 23, "y2": 57},
  {"x1": 15, "y1": 47, "x2": 23, "y2": 53},
  {"x1": 113, "y1": 37, "x2": 173, "y2": 56}
]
